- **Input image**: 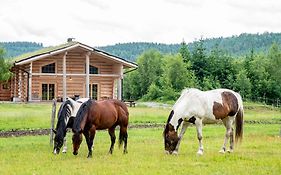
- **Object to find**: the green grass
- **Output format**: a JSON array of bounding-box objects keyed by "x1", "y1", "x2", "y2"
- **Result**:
[
  {"x1": 0, "y1": 102, "x2": 280, "y2": 131},
  {"x1": 0, "y1": 124, "x2": 280, "y2": 175},
  {"x1": 0, "y1": 103, "x2": 52, "y2": 131}
]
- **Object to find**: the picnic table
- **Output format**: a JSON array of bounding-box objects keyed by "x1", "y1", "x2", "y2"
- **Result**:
[{"x1": 124, "y1": 100, "x2": 136, "y2": 107}]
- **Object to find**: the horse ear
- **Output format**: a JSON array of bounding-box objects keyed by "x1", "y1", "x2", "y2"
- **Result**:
[{"x1": 52, "y1": 129, "x2": 57, "y2": 134}]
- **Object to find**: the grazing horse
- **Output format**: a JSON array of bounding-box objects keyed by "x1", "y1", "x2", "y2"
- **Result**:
[
  {"x1": 163, "y1": 88, "x2": 244, "y2": 155},
  {"x1": 72, "y1": 99, "x2": 129, "y2": 158},
  {"x1": 53, "y1": 98, "x2": 89, "y2": 154}
]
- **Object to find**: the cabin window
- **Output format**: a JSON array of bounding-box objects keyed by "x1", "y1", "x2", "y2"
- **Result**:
[
  {"x1": 42, "y1": 83, "x2": 55, "y2": 100},
  {"x1": 42, "y1": 63, "x2": 55, "y2": 73},
  {"x1": 85, "y1": 65, "x2": 99, "y2": 74},
  {"x1": 89, "y1": 84, "x2": 98, "y2": 100},
  {"x1": 90, "y1": 65, "x2": 99, "y2": 74},
  {"x1": 2, "y1": 83, "x2": 10, "y2": 89}
]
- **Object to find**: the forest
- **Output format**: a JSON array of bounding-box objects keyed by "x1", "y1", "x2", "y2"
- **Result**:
[
  {"x1": 99, "y1": 32, "x2": 281, "y2": 61},
  {"x1": 123, "y1": 39, "x2": 281, "y2": 105}
]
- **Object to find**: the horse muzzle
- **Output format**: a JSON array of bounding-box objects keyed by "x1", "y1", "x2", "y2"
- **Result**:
[{"x1": 73, "y1": 151, "x2": 78, "y2": 155}]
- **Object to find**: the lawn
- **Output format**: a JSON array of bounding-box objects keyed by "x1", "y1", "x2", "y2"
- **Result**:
[
  {"x1": 0, "y1": 102, "x2": 280, "y2": 174},
  {"x1": 0, "y1": 124, "x2": 280, "y2": 175}
]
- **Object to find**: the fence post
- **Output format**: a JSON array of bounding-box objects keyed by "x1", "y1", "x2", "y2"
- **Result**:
[{"x1": 50, "y1": 98, "x2": 56, "y2": 146}]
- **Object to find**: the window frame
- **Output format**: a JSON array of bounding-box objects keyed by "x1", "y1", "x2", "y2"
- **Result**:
[{"x1": 41, "y1": 62, "x2": 56, "y2": 74}]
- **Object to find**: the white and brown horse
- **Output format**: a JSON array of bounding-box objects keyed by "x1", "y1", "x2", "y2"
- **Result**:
[
  {"x1": 53, "y1": 97, "x2": 89, "y2": 154},
  {"x1": 163, "y1": 88, "x2": 244, "y2": 155}
]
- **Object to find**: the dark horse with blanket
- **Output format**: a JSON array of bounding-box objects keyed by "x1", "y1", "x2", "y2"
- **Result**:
[{"x1": 72, "y1": 99, "x2": 129, "y2": 158}]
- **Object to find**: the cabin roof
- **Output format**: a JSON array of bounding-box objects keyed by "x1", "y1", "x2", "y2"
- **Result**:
[{"x1": 12, "y1": 41, "x2": 138, "y2": 68}]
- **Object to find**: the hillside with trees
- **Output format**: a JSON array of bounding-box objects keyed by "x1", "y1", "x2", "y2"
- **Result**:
[
  {"x1": 0, "y1": 42, "x2": 43, "y2": 58},
  {"x1": 99, "y1": 32, "x2": 281, "y2": 61},
  {"x1": 1, "y1": 32, "x2": 281, "y2": 61}
]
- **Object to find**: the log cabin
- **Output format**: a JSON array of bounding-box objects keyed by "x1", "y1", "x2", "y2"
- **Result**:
[{"x1": 0, "y1": 41, "x2": 137, "y2": 102}]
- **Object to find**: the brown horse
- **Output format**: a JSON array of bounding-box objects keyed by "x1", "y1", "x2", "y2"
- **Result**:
[{"x1": 72, "y1": 99, "x2": 129, "y2": 158}]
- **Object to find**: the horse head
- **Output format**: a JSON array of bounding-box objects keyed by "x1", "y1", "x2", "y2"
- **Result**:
[
  {"x1": 72, "y1": 129, "x2": 83, "y2": 155},
  {"x1": 53, "y1": 100, "x2": 73, "y2": 154},
  {"x1": 163, "y1": 123, "x2": 179, "y2": 154},
  {"x1": 71, "y1": 99, "x2": 92, "y2": 156}
]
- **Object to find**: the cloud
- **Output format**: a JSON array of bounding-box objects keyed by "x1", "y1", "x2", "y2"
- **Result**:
[{"x1": 1, "y1": 0, "x2": 281, "y2": 46}]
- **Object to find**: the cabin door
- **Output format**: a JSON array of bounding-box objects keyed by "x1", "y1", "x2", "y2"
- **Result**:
[
  {"x1": 89, "y1": 84, "x2": 98, "y2": 100},
  {"x1": 42, "y1": 83, "x2": 55, "y2": 100}
]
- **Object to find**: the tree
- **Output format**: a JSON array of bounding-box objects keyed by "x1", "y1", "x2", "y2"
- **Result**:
[
  {"x1": 123, "y1": 49, "x2": 164, "y2": 100},
  {"x1": 190, "y1": 39, "x2": 209, "y2": 87},
  {"x1": 179, "y1": 40, "x2": 191, "y2": 64},
  {"x1": 233, "y1": 69, "x2": 252, "y2": 99},
  {"x1": 162, "y1": 54, "x2": 197, "y2": 92},
  {"x1": 0, "y1": 48, "x2": 12, "y2": 82},
  {"x1": 267, "y1": 43, "x2": 281, "y2": 84}
]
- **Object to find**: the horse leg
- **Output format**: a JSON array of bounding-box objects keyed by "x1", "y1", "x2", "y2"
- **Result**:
[
  {"x1": 119, "y1": 126, "x2": 128, "y2": 154},
  {"x1": 229, "y1": 127, "x2": 234, "y2": 153},
  {"x1": 195, "y1": 118, "x2": 204, "y2": 155},
  {"x1": 108, "y1": 127, "x2": 116, "y2": 154},
  {"x1": 219, "y1": 117, "x2": 234, "y2": 154},
  {"x1": 62, "y1": 137, "x2": 67, "y2": 153},
  {"x1": 172, "y1": 121, "x2": 190, "y2": 155},
  {"x1": 86, "y1": 126, "x2": 96, "y2": 158}
]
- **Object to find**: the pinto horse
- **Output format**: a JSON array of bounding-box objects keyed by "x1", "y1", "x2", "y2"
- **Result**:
[
  {"x1": 72, "y1": 99, "x2": 129, "y2": 158},
  {"x1": 164, "y1": 88, "x2": 244, "y2": 155},
  {"x1": 53, "y1": 98, "x2": 89, "y2": 154}
]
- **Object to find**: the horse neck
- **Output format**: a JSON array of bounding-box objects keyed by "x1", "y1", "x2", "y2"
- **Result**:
[{"x1": 73, "y1": 100, "x2": 92, "y2": 132}]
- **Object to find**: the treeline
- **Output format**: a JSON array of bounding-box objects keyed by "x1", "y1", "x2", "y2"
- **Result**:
[
  {"x1": 123, "y1": 40, "x2": 281, "y2": 103},
  {"x1": 100, "y1": 32, "x2": 281, "y2": 61},
  {"x1": 0, "y1": 42, "x2": 43, "y2": 58},
  {"x1": 98, "y1": 42, "x2": 179, "y2": 62}
]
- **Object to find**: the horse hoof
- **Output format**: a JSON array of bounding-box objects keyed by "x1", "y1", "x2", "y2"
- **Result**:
[
  {"x1": 87, "y1": 155, "x2": 92, "y2": 158},
  {"x1": 197, "y1": 150, "x2": 204, "y2": 156},
  {"x1": 227, "y1": 149, "x2": 233, "y2": 153},
  {"x1": 219, "y1": 150, "x2": 225, "y2": 154},
  {"x1": 165, "y1": 151, "x2": 172, "y2": 155},
  {"x1": 172, "y1": 151, "x2": 178, "y2": 155}
]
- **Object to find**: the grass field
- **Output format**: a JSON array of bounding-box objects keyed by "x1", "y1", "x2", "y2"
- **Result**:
[
  {"x1": 0, "y1": 102, "x2": 280, "y2": 174},
  {"x1": 0, "y1": 124, "x2": 280, "y2": 175},
  {"x1": 0, "y1": 102, "x2": 280, "y2": 131}
]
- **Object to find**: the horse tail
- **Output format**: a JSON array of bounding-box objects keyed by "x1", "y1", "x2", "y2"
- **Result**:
[
  {"x1": 113, "y1": 100, "x2": 129, "y2": 148},
  {"x1": 235, "y1": 104, "x2": 244, "y2": 144}
]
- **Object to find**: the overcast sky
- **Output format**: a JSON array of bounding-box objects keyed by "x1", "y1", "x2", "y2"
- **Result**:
[{"x1": 1, "y1": 0, "x2": 281, "y2": 47}]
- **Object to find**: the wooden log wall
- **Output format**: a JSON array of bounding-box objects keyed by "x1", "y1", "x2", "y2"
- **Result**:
[{"x1": 24, "y1": 49, "x2": 120, "y2": 101}]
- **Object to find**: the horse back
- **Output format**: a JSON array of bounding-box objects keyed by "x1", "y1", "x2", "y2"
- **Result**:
[{"x1": 89, "y1": 100, "x2": 128, "y2": 129}]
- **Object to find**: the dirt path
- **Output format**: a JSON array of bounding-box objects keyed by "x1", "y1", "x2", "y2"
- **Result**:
[{"x1": 0, "y1": 121, "x2": 279, "y2": 138}]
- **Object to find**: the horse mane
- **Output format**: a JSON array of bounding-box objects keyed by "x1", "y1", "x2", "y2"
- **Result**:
[
  {"x1": 72, "y1": 99, "x2": 93, "y2": 133},
  {"x1": 56, "y1": 99, "x2": 74, "y2": 130}
]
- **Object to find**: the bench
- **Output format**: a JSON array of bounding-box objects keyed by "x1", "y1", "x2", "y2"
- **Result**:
[{"x1": 124, "y1": 100, "x2": 136, "y2": 107}]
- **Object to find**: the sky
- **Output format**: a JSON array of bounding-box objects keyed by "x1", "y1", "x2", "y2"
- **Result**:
[{"x1": 1, "y1": 0, "x2": 281, "y2": 47}]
